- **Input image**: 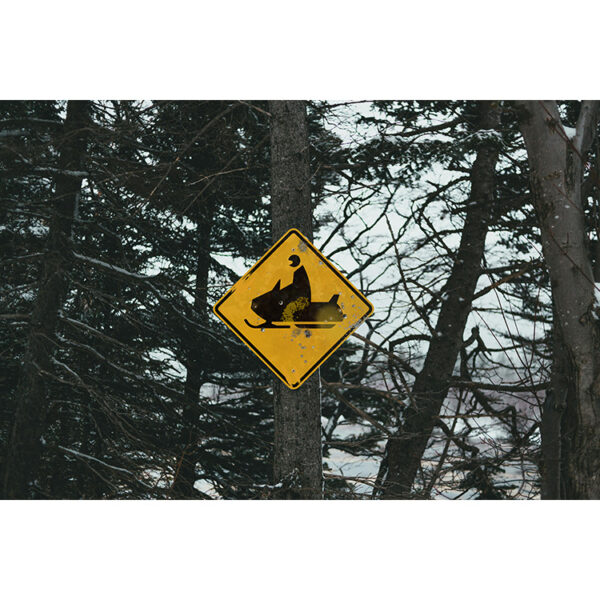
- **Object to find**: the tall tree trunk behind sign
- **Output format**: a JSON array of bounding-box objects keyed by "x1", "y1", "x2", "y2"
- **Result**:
[
  {"x1": 516, "y1": 100, "x2": 600, "y2": 499},
  {"x1": 382, "y1": 101, "x2": 502, "y2": 498},
  {"x1": 269, "y1": 100, "x2": 322, "y2": 499},
  {"x1": 3, "y1": 100, "x2": 90, "y2": 499}
]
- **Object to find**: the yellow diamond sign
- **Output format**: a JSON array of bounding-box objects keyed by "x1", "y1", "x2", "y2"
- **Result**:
[{"x1": 213, "y1": 229, "x2": 374, "y2": 389}]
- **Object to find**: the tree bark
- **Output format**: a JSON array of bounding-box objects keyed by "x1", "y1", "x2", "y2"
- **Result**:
[
  {"x1": 269, "y1": 100, "x2": 322, "y2": 499},
  {"x1": 3, "y1": 101, "x2": 90, "y2": 499},
  {"x1": 516, "y1": 100, "x2": 600, "y2": 499},
  {"x1": 382, "y1": 101, "x2": 502, "y2": 498},
  {"x1": 538, "y1": 302, "x2": 567, "y2": 499}
]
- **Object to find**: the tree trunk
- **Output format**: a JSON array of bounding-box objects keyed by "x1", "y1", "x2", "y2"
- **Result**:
[
  {"x1": 382, "y1": 101, "x2": 502, "y2": 498},
  {"x1": 3, "y1": 100, "x2": 90, "y2": 499},
  {"x1": 516, "y1": 100, "x2": 600, "y2": 499},
  {"x1": 171, "y1": 205, "x2": 214, "y2": 498},
  {"x1": 269, "y1": 100, "x2": 322, "y2": 499},
  {"x1": 538, "y1": 302, "x2": 567, "y2": 499}
]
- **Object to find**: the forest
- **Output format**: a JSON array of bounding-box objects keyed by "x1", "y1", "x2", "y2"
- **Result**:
[{"x1": 2, "y1": 99, "x2": 599, "y2": 500}]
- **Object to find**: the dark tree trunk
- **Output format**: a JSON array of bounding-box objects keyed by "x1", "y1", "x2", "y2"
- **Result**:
[
  {"x1": 171, "y1": 206, "x2": 214, "y2": 498},
  {"x1": 382, "y1": 101, "x2": 502, "y2": 498},
  {"x1": 269, "y1": 100, "x2": 322, "y2": 499},
  {"x1": 539, "y1": 302, "x2": 567, "y2": 499},
  {"x1": 516, "y1": 100, "x2": 600, "y2": 499},
  {"x1": 3, "y1": 101, "x2": 90, "y2": 499}
]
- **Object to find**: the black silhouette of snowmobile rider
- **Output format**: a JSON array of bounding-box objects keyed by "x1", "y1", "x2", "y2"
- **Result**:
[{"x1": 245, "y1": 254, "x2": 345, "y2": 329}]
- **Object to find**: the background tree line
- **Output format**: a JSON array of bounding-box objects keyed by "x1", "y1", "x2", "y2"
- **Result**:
[{"x1": 1, "y1": 99, "x2": 598, "y2": 499}]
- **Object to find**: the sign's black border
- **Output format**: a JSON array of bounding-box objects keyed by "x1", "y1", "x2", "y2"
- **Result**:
[{"x1": 212, "y1": 229, "x2": 374, "y2": 389}]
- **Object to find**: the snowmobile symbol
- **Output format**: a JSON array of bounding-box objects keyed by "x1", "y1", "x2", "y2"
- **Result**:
[
  {"x1": 244, "y1": 254, "x2": 345, "y2": 330},
  {"x1": 213, "y1": 228, "x2": 374, "y2": 389}
]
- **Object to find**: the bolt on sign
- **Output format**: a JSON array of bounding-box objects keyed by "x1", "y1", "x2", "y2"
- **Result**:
[{"x1": 213, "y1": 229, "x2": 374, "y2": 389}]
